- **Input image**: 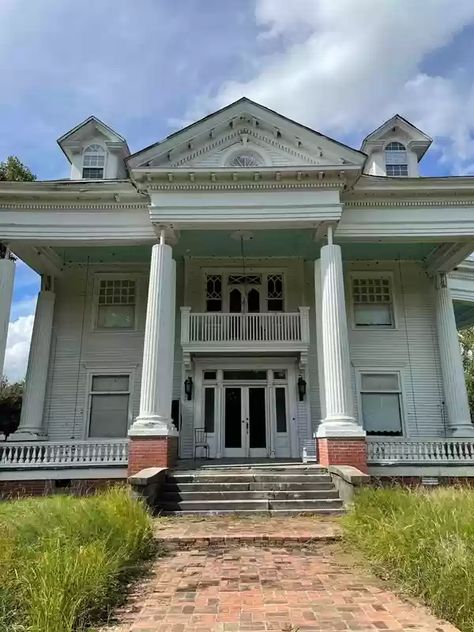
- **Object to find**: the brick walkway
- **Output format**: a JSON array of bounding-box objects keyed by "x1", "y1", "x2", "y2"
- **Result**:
[{"x1": 103, "y1": 517, "x2": 460, "y2": 632}]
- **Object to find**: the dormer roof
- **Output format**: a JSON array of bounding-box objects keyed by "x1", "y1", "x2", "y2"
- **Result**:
[
  {"x1": 361, "y1": 114, "x2": 432, "y2": 160},
  {"x1": 57, "y1": 116, "x2": 130, "y2": 164}
]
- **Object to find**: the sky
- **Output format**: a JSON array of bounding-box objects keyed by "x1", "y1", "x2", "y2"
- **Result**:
[{"x1": 2, "y1": 0, "x2": 474, "y2": 380}]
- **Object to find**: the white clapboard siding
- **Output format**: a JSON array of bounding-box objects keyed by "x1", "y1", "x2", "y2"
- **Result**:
[
  {"x1": 43, "y1": 258, "x2": 446, "y2": 448},
  {"x1": 346, "y1": 261, "x2": 445, "y2": 437},
  {"x1": 43, "y1": 264, "x2": 147, "y2": 441}
]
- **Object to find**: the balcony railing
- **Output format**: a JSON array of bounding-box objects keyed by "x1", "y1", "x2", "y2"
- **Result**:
[
  {"x1": 181, "y1": 307, "x2": 310, "y2": 346},
  {"x1": 367, "y1": 438, "x2": 474, "y2": 465},
  {"x1": 0, "y1": 440, "x2": 129, "y2": 469}
]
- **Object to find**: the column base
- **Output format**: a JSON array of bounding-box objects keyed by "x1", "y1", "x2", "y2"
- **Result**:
[
  {"x1": 11, "y1": 430, "x2": 46, "y2": 441},
  {"x1": 128, "y1": 414, "x2": 178, "y2": 438},
  {"x1": 317, "y1": 437, "x2": 368, "y2": 474},
  {"x1": 448, "y1": 424, "x2": 474, "y2": 438},
  {"x1": 128, "y1": 435, "x2": 178, "y2": 476}
]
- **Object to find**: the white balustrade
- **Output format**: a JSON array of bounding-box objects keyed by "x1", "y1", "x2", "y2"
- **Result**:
[
  {"x1": 367, "y1": 438, "x2": 474, "y2": 464},
  {"x1": 181, "y1": 309, "x2": 308, "y2": 344},
  {"x1": 0, "y1": 440, "x2": 129, "y2": 468}
]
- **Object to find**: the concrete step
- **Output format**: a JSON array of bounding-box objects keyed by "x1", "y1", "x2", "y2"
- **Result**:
[
  {"x1": 162, "y1": 490, "x2": 340, "y2": 501},
  {"x1": 158, "y1": 465, "x2": 345, "y2": 515},
  {"x1": 162, "y1": 508, "x2": 345, "y2": 516},
  {"x1": 170, "y1": 473, "x2": 333, "y2": 484},
  {"x1": 164, "y1": 481, "x2": 335, "y2": 492},
  {"x1": 160, "y1": 498, "x2": 343, "y2": 512}
]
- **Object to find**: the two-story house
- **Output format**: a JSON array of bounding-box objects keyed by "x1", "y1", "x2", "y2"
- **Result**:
[{"x1": 2, "y1": 98, "x2": 474, "y2": 492}]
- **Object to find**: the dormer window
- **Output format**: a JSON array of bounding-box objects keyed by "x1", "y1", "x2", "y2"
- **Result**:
[
  {"x1": 385, "y1": 141, "x2": 408, "y2": 176},
  {"x1": 82, "y1": 144, "x2": 106, "y2": 179}
]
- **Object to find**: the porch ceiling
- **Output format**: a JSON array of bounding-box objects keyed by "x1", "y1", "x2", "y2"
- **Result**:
[{"x1": 51, "y1": 231, "x2": 437, "y2": 263}]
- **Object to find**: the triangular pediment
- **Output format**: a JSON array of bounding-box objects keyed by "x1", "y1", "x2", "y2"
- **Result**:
[{"x1": 127, "y1": 98, "x2": 366, "y2": 170}]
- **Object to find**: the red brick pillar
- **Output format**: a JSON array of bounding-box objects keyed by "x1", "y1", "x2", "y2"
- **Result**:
[
  {"x1": 128, "y1": 435, "x2": 178, "y2": 476},
  {"x1": 317, "y1": 437, "x2": 368, "y2": 474}
]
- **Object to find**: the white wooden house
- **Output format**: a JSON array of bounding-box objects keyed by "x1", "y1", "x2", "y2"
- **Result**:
[{"x1": 2, "y1": 98, "x2": 474, "y2": 489}]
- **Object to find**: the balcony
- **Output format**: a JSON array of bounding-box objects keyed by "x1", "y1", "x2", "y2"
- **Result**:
[{"x1": 180, "y1": 307, "x2": 310, "y2": 360}]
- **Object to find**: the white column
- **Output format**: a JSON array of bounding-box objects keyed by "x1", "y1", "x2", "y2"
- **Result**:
[
  {"x1": 17, "y1": 283, "x2": 55, "y2": 437},
  {"x1": 435, "y1": 273, "x2": 474, "y2": 437},
  {"x1": 129, "y1": 232, "x2": 177, "y2": 436},
  {"x1": 0, "y1": 253, "x2": 15, "y2": 376},
  {"x1": 316, "y1": 229, "x2": 364, "y2": 438}
]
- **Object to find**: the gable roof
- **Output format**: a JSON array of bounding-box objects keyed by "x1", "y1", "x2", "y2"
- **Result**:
[
  {"x1": 57, "y1": 116, "x2": 130, "y2": 163},
  {"x1": 127, "y1": 97, "x2": 367, "y2": 169},
  {"x1": 361, "y1": 114, "x2": 432, "y2": 159}
]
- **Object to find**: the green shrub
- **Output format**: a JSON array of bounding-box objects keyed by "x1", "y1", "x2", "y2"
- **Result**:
[
  {"x1": 343, "y1": 486, "x2": 474, "y2": 632},
  {"x1": 0, "y1": 486, "x2": 153, "y2": 632}
]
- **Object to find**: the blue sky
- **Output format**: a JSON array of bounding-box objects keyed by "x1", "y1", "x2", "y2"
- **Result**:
[{"x1": 3, "y1": 0, "x2": 474, "y2": 379}]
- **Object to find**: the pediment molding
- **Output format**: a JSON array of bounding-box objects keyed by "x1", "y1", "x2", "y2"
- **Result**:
[{"x1": 166, "y1": 126, "x2": 328, "y2": 168}]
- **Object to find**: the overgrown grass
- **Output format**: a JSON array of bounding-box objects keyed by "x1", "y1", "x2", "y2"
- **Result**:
[
  {"x1": 0, "y1": 486, "x2": 154, "y2": 632},
  {"x1": 343, "y1": 486, "x2": 474, "y2": 632}
]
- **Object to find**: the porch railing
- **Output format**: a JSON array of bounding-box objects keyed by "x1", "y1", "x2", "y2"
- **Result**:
[
  {"x1": 367, "y1": 438, "x2": 474, "y2": 465},
  {"x1": 181, "y1": 307, "x2": 310, "y2": 344},
  {"x1": 0, "y1": 440, "x2": 129, "y2": 468}
]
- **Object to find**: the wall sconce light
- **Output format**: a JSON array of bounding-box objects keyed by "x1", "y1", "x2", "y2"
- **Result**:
[
  {"x1": 184, "y1": 377, "x2": 193, "y2": 401},
  {"x1": 297, "y1": 376, "x2": 306, "y2": 401}
]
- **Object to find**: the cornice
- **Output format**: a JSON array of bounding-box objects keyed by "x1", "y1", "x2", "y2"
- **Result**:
[
  {"x1": 344, "y1": 199, "x2": 474, "y2": 208},
  {"x1": 1, "y1": 202, "x2": 149, "y2": 211},
  {"x1": 147, "y1": 181, "x2": 345, "y2": 191}
]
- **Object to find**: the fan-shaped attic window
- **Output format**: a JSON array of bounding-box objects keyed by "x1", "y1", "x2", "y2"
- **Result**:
[
  {"x1": 227, "y1": 150, "x2": 264, "y2": 167},
  {"x1": 385, "y1": 141, "x2": 408, "y2": 176},
  {"x1": 82, "y1": 144, "x2": 106, "y2": 179}
]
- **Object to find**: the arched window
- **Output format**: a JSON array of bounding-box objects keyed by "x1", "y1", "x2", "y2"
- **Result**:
[
  {"x1": 385, "y1": 141, "x2": 408, "y2": 176},
  {"x1": 82, "y1": 144, "x2": 106, "y2": 179},
  {"x1": 227, "y1": 150, "x2": 264, "y2": 167}
]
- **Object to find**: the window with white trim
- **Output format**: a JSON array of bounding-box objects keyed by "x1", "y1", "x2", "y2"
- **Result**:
[
  {"x1": 267, "y1": 274, "x2": 284, "y2": 311},
  {"x1": 352, "y1": 276, "x2": 394, "y2": 328},
  {"x1": 82, "y1": 144, "x2": 106, "y2": 179},
  {"x1": 385, "y1": 141, "x2": 408, "y2": 176},
  {"x1": 88, "y1": 374, "x2": 130, "y2": 437},
  {"x1": 206, "y1": 274, "x2": 222, "y2": 312},
  {"x1": 96, "y1": 278, "x2": 136, "y2": 329},
  {"x1": 360, "y1": 372, "x2": 403, "y2": 436}
]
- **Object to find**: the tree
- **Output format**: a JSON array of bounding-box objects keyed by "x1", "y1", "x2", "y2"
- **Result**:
[
  {"x1": 460, "y1": 327, "x2": 474, "y2": 414},
  {"x1": 0, "y1": 156, "x2": 36, "y2": 182},
  {"x1": 0, "y1": 377, "x2": 23, "y2": 440}
]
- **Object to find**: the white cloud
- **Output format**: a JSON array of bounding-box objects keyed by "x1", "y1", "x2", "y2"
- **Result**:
[
  {"x1": 4, "y1": 315, "x2": 34, "y2": 382},
  {"x1": 199, "y1": 0, "x2": 474, "y2": 173}
]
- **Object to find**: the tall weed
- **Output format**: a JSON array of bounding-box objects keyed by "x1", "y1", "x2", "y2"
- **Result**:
[
  {"x1": 343, "y1": 486, "x2": 474, "y2": 632},
  {"x1": 0, "y1": 486, "x2": 153, "y2": 632}
]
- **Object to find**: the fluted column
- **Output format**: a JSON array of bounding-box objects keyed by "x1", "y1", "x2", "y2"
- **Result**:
[
  {"x1": 435, "y1": 273, "x2": 474, "y2": 437},
  {"x1": 129, "y1": 233, "x2": 177, "y2": 437},
  {"x1": 17, "y1": 283, "x2": 55, "y2": 437},
  {"x1": 0, "y1": 250, "x2": 15, "y2": 376},
  {"x1": 317, "y1": 234, "x2": 364, "y2": 438}
]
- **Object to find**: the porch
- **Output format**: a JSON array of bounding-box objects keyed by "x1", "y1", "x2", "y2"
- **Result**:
[{"x1": 2, "y1": 437, "x2": 474, "y2": 470}]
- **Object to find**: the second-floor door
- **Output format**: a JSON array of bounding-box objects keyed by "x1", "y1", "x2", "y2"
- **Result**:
[{"x1": 228, "y1": 286, "x2": 261, "y2": 313}]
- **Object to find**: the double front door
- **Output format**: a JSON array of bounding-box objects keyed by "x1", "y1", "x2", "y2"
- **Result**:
[{"x1": 224, "y1": 386, "x2": 267, "y2": 457}]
